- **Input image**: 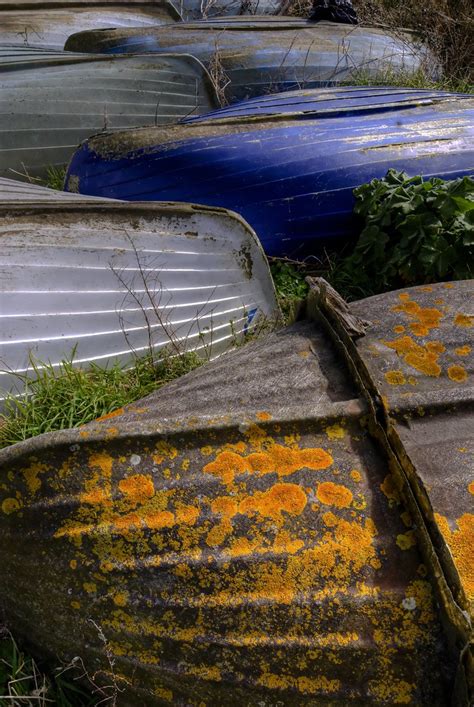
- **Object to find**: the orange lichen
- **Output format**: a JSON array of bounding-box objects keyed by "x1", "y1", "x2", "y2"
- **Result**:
[
  {"x1": 447, "y1": 365, "x2": 468, "y2": 382},
  {"x1": 454, "y1": 313, "x2": 473, "y2": 328},
  {"x1": 385, "y1": 370, "x2": 406, "y2": 386},
  {"x1": 69, "y1": 559, "x2": 77, "y2": 570},
  {"x1": 145, "y1": 510, "x2": 175, "y2": 530},
  {"x1": 89, "y1": 452, "x2": 113, "y2": 479},
  {"x1": 350, "y1": 470, "x2": 362, "y2": 483},
  {"x1": 153, "y1": 442, "x2": 178, "y2": 465},
  {"x1": 426, "y1": 341, "x2": 445, "y2": 354},
  {"x1": 256, "y1": 411, "x2": 271, "y2": 422},
  {"x1": 434, "y1": 512, "x2": 474, "y2": 599},
  {"x1": 393, "y1": 296, "x2": 442, "y2": 336},
  {"x1": 317, "y1": 482, "x2": 353, "y2": 508},
  {"x1": 239, "y1": 483, "x2": 307, "y2": 521},
  {"x1": 469, "y1": 482, "x2": 474, "y2": 496},
  {"x1": 204, "y1": 445, "x2": 333, "y2": 486},
  {"x1": 1, "y1": 498, "x2": 21, "y2": 515},
  {"x1": 113, "y1": 591, "x2": 129, "y2": 607},
  {"x1": 384, "y1": 336, "x2": 441, "y2": 377},
  {"x1": 455, "y1": 345, "x2": 471, "y2": 356},
  {"x1": 95, "y1": 407, "x2": 124, "y2": 422},
  {"x1": 22, "y1": 462, "x2": 49, "y2": 497},
  {"x1": 393, "y1": 325, "x2": 405, "y2": 334},
  {"x1": 119, "y1": 474, "x2": 155, "y2": 505}
]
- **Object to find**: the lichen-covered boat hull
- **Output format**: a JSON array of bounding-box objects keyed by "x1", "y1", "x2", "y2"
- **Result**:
[
  {"x1": 0, "y1": 46, "x2": 217, "y2": 180},
  {"x1": 0, "y1": 280, "x2": 471, "y2": 704},
  {"x1": 0, "y1": 198, "x2": 278, "y2": 406},
  {"x1": 0, "y1": 0, "x2": 179, "y2": 50},
  {"x1": 64, "y1": 17, "x2": 429, "y2": 102},
  {"x1": 64, "y1": 86, "x2": 474, "y2": 258}
]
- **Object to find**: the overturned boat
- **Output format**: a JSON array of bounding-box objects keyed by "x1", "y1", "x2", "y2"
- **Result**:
[
  {"x1": 0, "y1": 190, "x2": 278, "y2": 405},
  {"x1": 0, "y1": 278, "x2": 472, "y2": 704},
  {"x1": 0, "y1": 0, "x2": 179, "y2": 50},
  {"x1": 65, "y1": 86, "x2": 474, "y2": 258},
  {"x1": 0, "y1": 45, "x2": 217, "y2": 181},
  {"x1": 172, "y1": 0, "x2": 283, "y2": 20},
  {"x1": 65, "y1": 17, "x2": 429, "y2": 102}
]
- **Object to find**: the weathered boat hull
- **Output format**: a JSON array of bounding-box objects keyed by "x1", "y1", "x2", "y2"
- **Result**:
[
  {"x1": 0, "y1": 199, "x2": 278, "y2": 405},
  {"x1": 0, "y1": 280, "x2": 471, "y2": 704},
  {"x1": 0, "y1": 46, "x2": 217, "y2": 181},
  {"x1": 64, "y1": 86, "x2": 474, "y2": 258},
  {"x1": 0, "y1": 0, "x2": 179, "y2": 50},
  {"x1": 172, "y1": 0, "x2": 282, "y2": 20},
  {"x1": 65, "y1": 17, "x2": 429, "y2": 102}
]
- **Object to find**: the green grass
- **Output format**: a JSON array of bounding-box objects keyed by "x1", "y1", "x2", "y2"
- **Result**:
[
  {"x1": 0, "y1": 350, "x2": 202, "y2": 449},
  {"x1": 346, "y1": 67, "x2": 473, "y2": 94},
  {"x1": 0, "y1": 630, "x2": 96, "y2": 706},
  {"x1": 44, "y1": 166, "x2": 67, "y2": 191}
]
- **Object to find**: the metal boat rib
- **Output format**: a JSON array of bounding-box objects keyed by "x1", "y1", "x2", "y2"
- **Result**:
[
  {"x1": 0, "y1": 0, "x2": 180, "y2": 49},
  {"x1": 64, "y1": 86, "x2": 474, "y2": 258},
  {"x1": 0, "y1": 191, "x2": 278, "y2": 405},
  {"x1": 0, "y1": 45, "x2": 218, "y2": 180},
  {"x1": 64, "y1": 17, "x2": 429, "y2": 102}
]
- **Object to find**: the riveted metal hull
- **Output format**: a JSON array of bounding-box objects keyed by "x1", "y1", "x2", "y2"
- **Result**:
[
  {"x1": 0, "y1": 0, "x2": 179, "y2": 50},
  {"x1": 0, "y1": 46, "x2": 217, "y2": 181},
  {"x1": 0, "y1": 280, "x2": 472, "y2": 703},
  {"x1": 0, "y1": 199, "x2": 278, "y2": 406},
  {"x1": 64, "y1": 86, "x2": 474, "y2": 258},
  {"x1": 64, "y1": 17, "x2": 429, "y2": 102}
]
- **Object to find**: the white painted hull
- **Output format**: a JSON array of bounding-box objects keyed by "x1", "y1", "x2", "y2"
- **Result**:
[{"x1": 0, "y1": 194, "x2": 279, "y2": 405}]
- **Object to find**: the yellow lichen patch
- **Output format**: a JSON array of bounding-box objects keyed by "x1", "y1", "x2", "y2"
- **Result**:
[
  {"x1": 154, "y1": 686, "x2": 173, "y2": 702},
  {"x1": 257, "y1": 672, "x2": 340, "y2": 695},
  {"x1": 426, "y1": 341, "x2": 445, "y2": 354},
  {"x1": 89, "y1": 451, "x2": 113, "y2": 479},
  {"x1": 384, "y1": 336, "x2": 441, "y2": 377},
  {"x1": 443, "y1": 283, "x2": 454, "y2": 288},
  {"x1": 152, "y1": 442, "x2": 178, "y2": 465},
  {"x1": 239, "y1": 483, "x2": 307, "y2": 521},
  {"x1": 69, "y1": 559, "x2": 77, "y2": 570},
  {"x1": 454, "y1": 313, "x2": 473, "y2": 328},
  {"x1": 22, "y1": 462, "x2": 49, "y2": 497},
  {"x1": 1, "y1": 497, "x2": 21, "y2": 515},
  {"x1": 401, "y1": 511, "x2": 413, "y2": 528},
  {"x1": 71, "y1": 601, "x2": 81, "y2": 610},
  {"x1": 119, "y1": 474, "x2": 155, "y2": 505},
  {"x1": 324, "y1": 423, "x2": 345, "y2": 440},
  {"x1": 447, "y1": 365, "x2": 468, "y2": 382},
  {"x1": 369, "y1": 679, "x2": 414, "y2": 704},
  {"x1": 393, "y1": 325, "x2": 405, "y2": 334},
  {"x1": 380, "y1": 475, "x2": 401, "y2": 504},
  {"x1": 83, "y1": 582, "x2": 97, "y2": 594},
  {"x1": 317, "y1": 482, "x2": 353, "y2": 508},
  {"x1": 95, "y1": 407, "x2": 124, "y2": 422},
  {"x1": 455, "y1": 345, "x2": 472, "y2": 356},
  {"x1": 384, "y1": 370, "x2": 406, "y2": 386},
  {"x1": 113, "y1": 591, "x2": 129, "y2": 607},
  {"x1": 396, "y1": 531, "x2": 417, "y2": 550},
  {"x1": 350, "y1": 470, "x2": 362, "y2": 483},
  {"x1": 393, "y1": 296, "x2": 443, "y2": 336},
  {"x1": 434, "y1": 512, "x2": 474, "y2": 600}
]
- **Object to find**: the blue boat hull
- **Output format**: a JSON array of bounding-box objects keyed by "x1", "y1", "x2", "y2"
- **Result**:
[{"x1": 65, "y1": 87, "x2": 474, "y2": 258}]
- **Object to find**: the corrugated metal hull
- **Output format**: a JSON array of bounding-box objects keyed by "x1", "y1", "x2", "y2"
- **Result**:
[
  {"x1": 0, "y1": 47, "x2": 217, "y2": 181},
  {"x1": 1, "y1": 281, "x2": 472, "y2": 703},
  {"x1": 65, "y1": 18, "x2": 428, "y2": 102},
  {"x1": 0, "y1": 175, "x2": 117, "y2": 201},
  {"x1": 0, "y1": 201, "x2": 278, "y2": 405},
  {"x1": 0, "y1": 0, "x2": 179, "y2": 49},
  {"x1": 65, "y1": 87, "x2": 474, "y2": 258}
]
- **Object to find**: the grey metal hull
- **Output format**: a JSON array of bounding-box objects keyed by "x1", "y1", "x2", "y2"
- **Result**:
[
  {"x1": 172, "y1": 0, "x2": 282, "y2": 20},
  {"x1": 0, "y1": 46, "x2": 217, "y2": 180},
  {"x1": 65, "y1": 17, "x2": 429, "y2": 102},
  {"x1": 0, "y1": 199, "x2": 278, "y2": 405},
  {"x1": 0, "y1": 0, "x2": 179, "y2": 49}
]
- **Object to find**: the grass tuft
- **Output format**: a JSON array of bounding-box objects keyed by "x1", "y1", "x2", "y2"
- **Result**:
[
  {"x1": 347, "y1": 67, "x2": 473, "y2": 95},
  {"x1": 0, "y1": 350, "x2": 202, "y2": 449},
  {"x1": 44, "y1": 166, "x2": 67, "y2": 191}
]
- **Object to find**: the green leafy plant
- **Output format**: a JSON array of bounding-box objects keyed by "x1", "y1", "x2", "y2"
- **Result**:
[
  {"x1": 332, "y1": 170, "x2": 474, "y2": 299},
  {"x1": 270, "y1": 260, "x2": 310, "y2": 323}
]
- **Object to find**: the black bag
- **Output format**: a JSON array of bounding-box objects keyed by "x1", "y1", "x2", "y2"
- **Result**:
[{"x1": 309, "y1": 0, "x2": 358, "y2": 24}]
